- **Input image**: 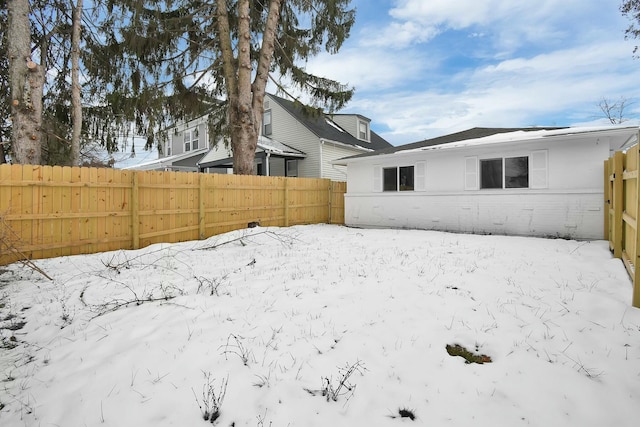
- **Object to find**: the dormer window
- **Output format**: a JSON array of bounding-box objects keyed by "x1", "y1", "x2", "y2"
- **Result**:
[{"x1": 358, "y1": 119, "x2": 370, "y2": 142}]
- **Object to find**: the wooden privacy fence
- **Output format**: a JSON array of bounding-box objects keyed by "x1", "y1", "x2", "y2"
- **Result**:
[
  {"x1": 605, "y1": 141, "x2": 640, "y2": 308},
  {"x1": 0, "y1": 164, "x2": 346, "y2": 266}
]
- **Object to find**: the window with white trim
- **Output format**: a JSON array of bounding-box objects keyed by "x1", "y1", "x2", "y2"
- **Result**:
[
  {"x1": 465, "y1": 151, "x2": 547, "y2": 190},
  {"x1": 358, "y1": 119, "x2": 370, "y2": 142},
  {"x1": 184, "y1": 127, "x2": 199, "y2": 152},
  {"x1": 286, "y1": 159, "x2": 298, "y2": 177},
  {"x1": 480, "y1": 156, "x2": 528, "y2": 189},
  {"x1": 263, "y1": 110, "x2": 272, "y2": 135},
  {"x1": 383, "y1": 166, "x2": 414, "y2": 191}
]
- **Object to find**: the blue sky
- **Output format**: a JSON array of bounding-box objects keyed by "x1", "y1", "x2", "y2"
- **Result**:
[
  {"x1": 304, "y1": 0, "x2": 640, "y2": 145},
  {"x1": 117, "y1": 0, "x2": 640, "y2": 166}
]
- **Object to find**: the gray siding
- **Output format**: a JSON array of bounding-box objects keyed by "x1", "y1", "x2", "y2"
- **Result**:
[
  {"x1": 267, "y1": 157, "x2": 286, "y2": 176},
  {"x1": 331, "y1": 114, "x2": 372, "y2": 144},
  {"x1": 331, "y1": 115, "x2": 358, "y2": 138},
  {"x1": 320, "y1": 142, "x2": 362, "y2": 181},
  {"x1": 267, "y1": 94, "x2": 321, "y2": 178},
  {"x1": 163, "y1": 119, "x2": 208, "y2": 158}
]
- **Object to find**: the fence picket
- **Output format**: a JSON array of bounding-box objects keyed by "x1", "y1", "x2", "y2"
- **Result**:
[
  {"x1": 607, "y1": 142, "x2": 640, "y2": 308},
  {"x1": 0, "y1": 165, "x2": 345, "y2": 266}
]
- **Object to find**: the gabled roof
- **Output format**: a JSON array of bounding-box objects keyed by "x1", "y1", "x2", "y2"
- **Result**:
[
  {"x1": 122, "y1": 148, "x2": 208, "y2": 170},
  {"x1": 257, "y1": 136, "x2": 306, "y2": 158},
  {"x1": 198, "y1": 136, "x2": 305, "y2": 168},
  {"x1": 268, "y1": 94, "x2": 392, "y2": 151},
  {"x1": 340, "y1": 127, "x2": 567, "y2": 161},
  {"x1": 336, "y1": 125, "x2": 640, "y2": 164}
]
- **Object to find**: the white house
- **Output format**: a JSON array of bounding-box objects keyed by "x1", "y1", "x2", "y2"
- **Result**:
[
  {"x1": 196, "y1": 93, "x2": 392, "y2": 180},
  {"x1": 336, "y1": 126, "x2": 640, "y2": 240}
]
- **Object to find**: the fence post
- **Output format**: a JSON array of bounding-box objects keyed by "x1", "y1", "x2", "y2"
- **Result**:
[
  {"x1": 131, "y1": 172, "x2": 140, "y2": 249},
  {"x1": 328, "y1": 181, "x2": 333, "y2": 224},
  {"x1": 283, "y1": 178, "x2": 289, "y2": 227},
  {"x1": 199, "y1": 174, "x2": 206, "y2": 239},
  {"x1": 613, "y1": 151, "x2": 624, "y2": 258},
  {"x1": 604, "y1": 159, "x2": 610, "y2": 241},
  {"x1": 634, "y1": 137, "x2": 640, "y2": 308}
]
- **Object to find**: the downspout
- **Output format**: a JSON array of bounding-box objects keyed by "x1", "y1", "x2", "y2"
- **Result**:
[
  {"x1": 320, "y1": 139, "x2": 324, "y2": 178},
  {"x1": 266, "y1": 151, "x2": 271, "y2": 176}
]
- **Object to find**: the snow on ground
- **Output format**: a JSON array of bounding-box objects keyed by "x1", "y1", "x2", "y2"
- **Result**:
[{"x1": 0, "y1": 224, "x2": 639, "y2": 427}]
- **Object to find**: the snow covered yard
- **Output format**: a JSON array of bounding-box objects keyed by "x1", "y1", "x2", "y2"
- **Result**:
[{"x1": 0, "y1": 224, "x2": 639, "y2": 427}]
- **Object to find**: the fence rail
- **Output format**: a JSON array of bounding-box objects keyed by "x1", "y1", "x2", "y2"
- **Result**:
[
  {"x1": 605, "y1": 138, "x2": 640, "y2": 308},
  {"x1": 0, "y1": 164, "x2": 346, "y2": 266}
]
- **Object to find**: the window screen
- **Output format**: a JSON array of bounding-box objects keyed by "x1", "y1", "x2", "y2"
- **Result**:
[
  {"x1": 504, "y1": 156, "x2": 528, "y2": 188},
  {"x1": 399, "y1": 166, "x2": 414, "y2": 191},
  {"x1": 383, "y1": 168, "x2": 398, "y2": 191},
  {"x1": 480, "y1": 158, "x2": 502, "y2": 189}
]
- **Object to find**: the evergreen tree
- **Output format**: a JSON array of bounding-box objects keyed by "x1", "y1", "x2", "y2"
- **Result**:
[
  {"x1": 622, "y1": 0, "x2": 640, "y2": 55},
  {"x1": 0, "y1": 0, "x2": 9, "y2": 163},
  {"x1": 7, "y1": 0, "x2": 44, "y2": 165},
  {"x1": 2, "y1": 0, "x2": 124, "y2": 166},
  {"x1": 88, "y1": 0, "x2": 356, "y2": 174}
]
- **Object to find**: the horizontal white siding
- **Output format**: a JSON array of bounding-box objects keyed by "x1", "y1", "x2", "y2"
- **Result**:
[
  {"x1": 345, "y1": 191, "x2": 604, "y2": 239},
  {"x1": 321, "y1": 142, "x2": 362, "y2": 181}
]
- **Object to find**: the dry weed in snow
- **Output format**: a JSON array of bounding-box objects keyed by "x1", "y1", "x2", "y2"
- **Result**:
[{"x1": 0, "y1": 224, "x2": 639, "y2": 426}]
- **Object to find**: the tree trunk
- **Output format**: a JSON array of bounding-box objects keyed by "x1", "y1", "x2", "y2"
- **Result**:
[
  {"x1": 70, "y1": 0, "x2": 83, "y2": 166},
  {"x1": 229, "y1": 102, "x2": 259, "y2": 175},
  {"x1": 217, "y1": 0, "x2": 283, "y2": 175},
  {"x1": 8, "y1": 0, "x2": 43, "y2": 165}
]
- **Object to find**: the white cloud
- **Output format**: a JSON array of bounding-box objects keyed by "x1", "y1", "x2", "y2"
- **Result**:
[
  {"x1": 268, "y1": 1, "x2": 640, "y2": 147},
  {"x1": 344, "y1": 40, "x2": 640, "y2": 145},
  {"x1": 372, "y1": 0, "x2": 612, "y2": 53},
  {"x1": 304, "y1": 47, "x2": 434, "y2": 92},
  {"x1": 364, "y1": 20, "x2": 441, "y2": 48}
]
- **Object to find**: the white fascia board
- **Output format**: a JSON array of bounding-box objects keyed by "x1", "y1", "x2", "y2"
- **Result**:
[
  {"x1": 340, "y1": 126, "x2": 640, "y2": 165},
  {"x1": 321, "y1": 138, "x2": 373, "y2": 152}
]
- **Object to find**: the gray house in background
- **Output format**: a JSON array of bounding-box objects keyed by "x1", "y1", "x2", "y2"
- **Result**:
[
  {"x1": 122, "y1": 114, "x2": 210, "y2": 171},
  {"x1": 197, "y1": 93, "x2": 392, "y2": 181}
]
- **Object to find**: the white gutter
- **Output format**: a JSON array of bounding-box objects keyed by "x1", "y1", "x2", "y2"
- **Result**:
[{"x1": 321, "y1": 137, "x2": 374, "y2": 152}]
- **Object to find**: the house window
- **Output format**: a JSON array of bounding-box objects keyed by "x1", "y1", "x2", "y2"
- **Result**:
[
  {"x1": 184, "y1": 131, "x2": 191, "y2": 152},
  {"x1": 184, "y1": 128, "x2": 199, "y2": 152},
  {"x1": 383, "y1": 166, "x2": 414, "y2": 191},
  {"x1": 263, "y1": 110, "x2": 272, "y2": 136},
  {"x1": 505, "y1": 156, "x2": 529, "y2": 188},
  {"x1": 286, "y1": 159, "x2": 298, "y2": 177},
  {"x1": 358, "y1": 119, "x2": 369, "y2": 141},
  {"x1": 480, "y1": 156, "x2": 529, "y2": 189},
  {"x1": 480, "y1": 158, "x2": 502, "y2": 189},
  {"x1": 166, "y1": 141, "x2": 172, "y2": 156}
]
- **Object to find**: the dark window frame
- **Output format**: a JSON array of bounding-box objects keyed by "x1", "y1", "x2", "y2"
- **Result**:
[
  {"x1": 480, "y1": 156, "x2": 529, "y2": 189},
  {"x1": 383, "y1": 165, "x2": 415, "y2": 192}
]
